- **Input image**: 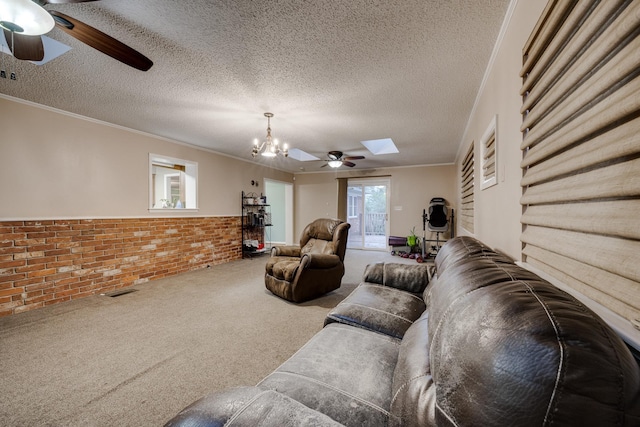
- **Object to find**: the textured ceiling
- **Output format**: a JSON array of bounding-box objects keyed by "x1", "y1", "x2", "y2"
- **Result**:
[{"x1": 1, "y1": 0, "x2": 511, "y2": 173}]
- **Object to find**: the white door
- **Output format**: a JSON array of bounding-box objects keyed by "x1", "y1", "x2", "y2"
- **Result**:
[{"x1": 264, "y1": 180, "x2": 294, "y2": 246}]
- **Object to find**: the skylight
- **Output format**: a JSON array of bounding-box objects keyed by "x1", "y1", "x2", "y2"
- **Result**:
[
  {"x1": 287, "y1": 148, "x2": 320, "y2": 161},
  {"x1": 361, "y1": 138, "x2": 399, "y2": 155},
  {"x1": 0, "y1": 33, "x2": 70, "y2": 65}
]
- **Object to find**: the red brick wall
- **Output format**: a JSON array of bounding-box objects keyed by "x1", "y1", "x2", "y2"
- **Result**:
[{"x1": 0, "y1": 217, "x2": 241, "y2": 317}]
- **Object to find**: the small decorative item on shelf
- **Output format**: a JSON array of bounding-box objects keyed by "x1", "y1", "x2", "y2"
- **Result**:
[{"x1": 243, "y1": 239, "x2": 260, "y2": 249}]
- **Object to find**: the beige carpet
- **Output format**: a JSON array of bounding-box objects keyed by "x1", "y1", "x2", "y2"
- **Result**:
[{"x1": 0, "y1": 249, "x2": 421, "y2": 426}]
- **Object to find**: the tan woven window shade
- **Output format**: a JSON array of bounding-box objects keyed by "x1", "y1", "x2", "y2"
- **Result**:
[
  {"x1": 481, "y1": 116, "x2": 497, "y2": 189},
  {"x1": 460, "y1": 142, "x2": 474, "y2": 233},
  {"x1": 483, "y1": 134, "x2": 496, "y2": 180},
  {"x1": 520, "y1": 0, "x2": 640, "y2": 326}
]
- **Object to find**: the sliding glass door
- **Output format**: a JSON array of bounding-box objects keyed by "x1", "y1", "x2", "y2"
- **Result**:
[{"x1": 346, "y1": 179, "x2": 389, "y2": 250}]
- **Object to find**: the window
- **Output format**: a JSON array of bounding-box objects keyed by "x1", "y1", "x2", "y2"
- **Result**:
[
  {"x1": 460, "y1": 142, "x2": 474, "y2": 233},
  {"x1": 149, "y1": 154, "x2": 198, "y2": 210},
  {"x1": 480, "y1": 116, "x2": 497, "y2": 189},
  {"x1": 348, "y1": 195, "x2": 358, "y2": 218}
]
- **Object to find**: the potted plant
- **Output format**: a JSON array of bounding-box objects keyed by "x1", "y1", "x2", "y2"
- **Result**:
[{"x1": 407, "y1": 226, "x2": 418, "y2": 248}]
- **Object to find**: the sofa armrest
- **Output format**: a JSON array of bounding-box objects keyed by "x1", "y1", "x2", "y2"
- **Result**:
[
  {"x1": 165, "y1": 386, "x2": 262, "y2": 426},
  {"x1": 300, "y1": 253, "x2": 341, "y2": 269},
  {"x1": 164, "y1": 386, "x2": 343, "y2": 427},
  {"x1": 271, "y1": 245, "x2": 301, "y2": 257}
]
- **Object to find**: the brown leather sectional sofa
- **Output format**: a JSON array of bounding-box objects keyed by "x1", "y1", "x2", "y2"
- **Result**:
[{"x1": 165, "y1": 236, "x2": 640, "y2": 426}]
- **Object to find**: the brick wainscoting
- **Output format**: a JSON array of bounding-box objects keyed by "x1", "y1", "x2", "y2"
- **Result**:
[{"x1": 0, "y1": 217, "x2": 241, "y2": 317}]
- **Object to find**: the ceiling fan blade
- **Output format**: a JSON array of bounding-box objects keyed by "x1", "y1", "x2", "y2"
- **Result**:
[
  {"x1": 49, "y1": 11, "x2": 153, "y2": 71},
  {"x1": 343, "y1": 156, "x2": 365, "y2": 161},
  {"x1": 342, "y1": 161, "x2": 356, "y2": 167},
  {"x1": 321, "y1": 163, "x2": 328, "y2": 168},
  {"x1": 44, "y1": 0, "x2": 100, "y2": 4},
  {"x1": 2, "y1": 30, "x2": 45, "y2": 61}
]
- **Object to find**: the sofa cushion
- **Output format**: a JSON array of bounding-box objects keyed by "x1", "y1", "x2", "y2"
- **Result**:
[
  {"x1": 324, "y1": 283, "x2": 426, "y2": 339},
  {"x1": 265, "y1": 256, "x2": 299, "y2": 282},
  {"x1": 301, "y1": 238, "x2": 336, "y2": 256},
  {"x1": 259, "y1": 323, "x2": 401, "y2": 426},
  {"x1": 390, "y1": 310, "x2": 435, "y2": 427},
  {"x1": 164, "y1": 386, "x2": 344, "y2": 426}
]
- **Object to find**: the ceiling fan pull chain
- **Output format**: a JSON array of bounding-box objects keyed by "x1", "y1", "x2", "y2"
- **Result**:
[
  {"x1": 0, "y1": 35, "x2": 4, "y2": 79},
  {"x1": 9, "y1": 31, "x2": 16, "y2": 80}
]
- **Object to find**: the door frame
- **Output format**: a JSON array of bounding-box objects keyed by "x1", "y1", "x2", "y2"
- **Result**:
[
  {"x1": 346, "y1": 178, "x2": 390, "y2": 250},
  {"x1": 264, "y1": 179, "x2": 294, "y2": 245}
]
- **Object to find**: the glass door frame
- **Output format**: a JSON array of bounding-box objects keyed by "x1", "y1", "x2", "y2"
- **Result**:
[{"x1": 346, "y1": 178, "x2": 390, "y2": 250}]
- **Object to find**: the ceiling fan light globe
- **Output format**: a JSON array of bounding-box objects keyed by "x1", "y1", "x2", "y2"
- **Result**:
[
  {"x1": 328, "y1": 160, "x2": 342, "y2": 168},
  {"x1": 0, "y1": 0, "x2": 55, "y2": 36}
]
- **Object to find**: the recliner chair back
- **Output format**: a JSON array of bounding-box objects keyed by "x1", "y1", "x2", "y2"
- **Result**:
[{"x1": 299, "y1": 218, "x2": 350, "y2": 261}]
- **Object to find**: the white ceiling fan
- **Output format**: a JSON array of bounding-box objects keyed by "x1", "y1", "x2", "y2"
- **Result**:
[{"x1": 0, "y1": 0, "x2": 152, "y2": 70}]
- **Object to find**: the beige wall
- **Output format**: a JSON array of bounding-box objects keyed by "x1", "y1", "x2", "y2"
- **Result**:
[
  {"x1": 2, "y1": 0, "x2": 543, "y2": 255},
  {"x1": 293, "y1": 165, "x2": 456, "y2": 241},
  {"x1": 0, "y1": 96, "x2": 293, "y2": 220},
  {"x1": 455, "y1": 0, "x2": 547, "y2": 259}
]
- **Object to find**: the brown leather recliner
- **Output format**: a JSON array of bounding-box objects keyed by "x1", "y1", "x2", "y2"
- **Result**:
[{"x1": 265, "y1": 218, "x2": 350, "y2": 303}]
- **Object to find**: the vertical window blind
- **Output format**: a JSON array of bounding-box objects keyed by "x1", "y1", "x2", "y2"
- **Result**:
[
  {"x1": 520, "y1": 0, "x2": 640, "y2": 326},
  {"x1": 460, "y1": 142, "x2": 474, "y2": 233}
]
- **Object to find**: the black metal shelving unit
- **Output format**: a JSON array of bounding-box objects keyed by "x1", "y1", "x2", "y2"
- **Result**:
[{"x1": 241, "y1": 191, "x2": 272, "y2": 258}]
